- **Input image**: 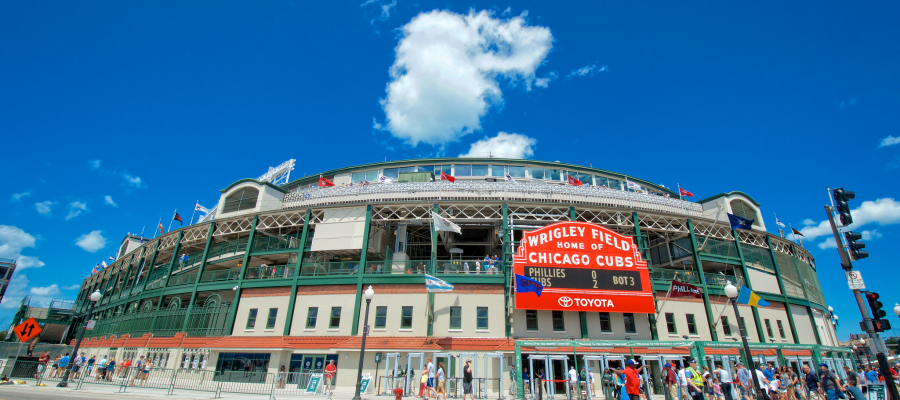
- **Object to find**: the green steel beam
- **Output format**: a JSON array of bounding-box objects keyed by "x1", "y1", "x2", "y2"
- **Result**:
[
  {"x1": 502, "y1": 203, "x2": 511, "y2": 338},
  {"x1": 160, "y1": 231, "x2": 185, "y2": 289},
  {"x1": 284, "y1": 209, "x2": 312, "y2": 336},
  {"x1": 191, "y1": 223, "x2": 218, "y2": 286},
  {"x1": 731, "y1": 228, "x2": 767, "y2": 342},
  {"x1": 179, "y1": 290, "x2": 199, "y2": 331},
  {"x1": 428, "y1": 203, "x2": 438, "y2": 337},
  {"x1": 351, "y1": 205, "x2": 373, "y2": 336},
  {"x1": 118, "y1": 254, "x2": 136, "y2": 296},
  {"x1": 686, "y1": 219, "x2": 720, "y2": 341},
  {"x1": 765, "y1": 236, "x2": 801, "y2": 344},
  {"x1": 633, "y1": 212, "x2": 659, "y2": 341},
  {"x1": 223, "y1": 216, "x2": 258, "y2": 335}
]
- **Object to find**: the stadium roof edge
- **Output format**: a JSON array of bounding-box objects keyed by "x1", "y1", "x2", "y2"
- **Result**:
[
  {"x1": 281, "y1": 157, "x2": 679, "y2": 196},
  {"x1": 220, "y1": 178, "x2": 289, "y2": 194},
  {"x1": 696, "y1": 191, "x2": 761, "y2": 207}
]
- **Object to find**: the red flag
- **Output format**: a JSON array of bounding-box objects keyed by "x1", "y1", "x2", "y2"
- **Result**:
[
  {"x1": 679, "y1": 187, "x2": 694, "y2": 197},
  {"x1": 670, "y1": 280, "x2": 702, "y2": 298},
  {"x1": 791, "y1": 227, "x2": 804, "y2": 237},
  {"x1": 318, "y1": 177, "x2": 335, "y2": 187},
  {"x1": 173, "y1": 212, "x2": 183, "y2": 226},
  {"x1": 158, "y1": 222, "x2": 165, "y2": 235},
  {"x1": 92, "y1": 268, "x2": 98, "y2": 274},
  {"x1": 440, "y1": 171, "x2": 456, "y2": 182},
  {"x1": 567, "y1": 175, "x2": 583, "y2": 186}
]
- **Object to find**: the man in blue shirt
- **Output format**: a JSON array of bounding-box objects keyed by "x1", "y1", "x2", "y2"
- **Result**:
[
  {"x1": 864, "y1": 367, "x2": 878, "y2": 385},
  {"x1": 58, "y1": 353, "x2": 71, "y2": 373},
  {"x1": 763, "y1": 363, "x2": 776, "y2": 382}
]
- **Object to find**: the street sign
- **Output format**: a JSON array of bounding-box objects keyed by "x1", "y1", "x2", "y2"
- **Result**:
[
  {"x1": 86, "y1": 320, "x2": 96, "y2": 330},
  {"x1": 306, "y1": 373, "x2": 323, "y2": 394},
  {"x1": 12, "y1": 318, "x2": 42, "y2": 343},
  {"x1": 845, "y1": 270, "x2": 866, "y2": 290},
  {"x1": 867, "y1": 384, "x2": 885, "y2": 400},
  {"x1": 359, "y1": 373, "x2": 372, "y2": 393}
]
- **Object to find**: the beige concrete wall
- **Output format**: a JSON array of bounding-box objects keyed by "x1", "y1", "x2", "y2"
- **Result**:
[
  {"x1": 790, "y1": 305, "x2": 817, "y2": 344},
  {"x1": 291, "y1": 293, "x2": 358, "y2": 336},
  {"x1": 511, "y1": 309, "x2": 652, "y2": 339},
  {"x1": 747, "y1": 268, "x2": 782, "y2": 295},
  {"x1": 233, "y1": 295, "x2": 291, "y2": 336},
  {"x1": 755, "y1": 305, "x2": 794, "y2": 343},
  {"x1": 431, "y1": 293, "x2": 504, "y2": 337},
  {"x1": 654, "y1": 299, "x2": 713, "y2": 341},
  {"x1": 356, "y1": 292, "x2": 429, "y2": 336}
]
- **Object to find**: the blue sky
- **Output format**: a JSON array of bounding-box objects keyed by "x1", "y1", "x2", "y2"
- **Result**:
[{"x1": 2, "y1": 1, "x2": 899, "y2": 338}]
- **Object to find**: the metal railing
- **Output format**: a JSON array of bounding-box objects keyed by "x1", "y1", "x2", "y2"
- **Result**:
[
  {"x1": 299, "y1": 261, "x2": 361, "y2": 276},
  {"x1": 434, "y1": 260, "x2": 504, "y2": 275},
  {"x1": 703, "y1": 271, "x2": 744, "y2": 286},
  {"x1": 207, "y1": 238, "x2": 249, "y2": 260},
  {"x1": 649, "y1": 268, "x2": 701, "y2": 284},
  {"x1": 245, "y1": 265, "x2": 296, "y2": 280},
  {"x1": 283, "y1": 181, "x2": 702, "y2": 217},
  {"x1": 167, "y1": 272, "x2": 198, "y2": 287},
  {"x1": 199, "y1": 268, "x2": 241, "y2": 283},
  {"x1": 364, "y1": 259, "x2": 425, "y2": 275},
  {"x1": 252, "y1": 233, "x2": 302, "y2": 252}
]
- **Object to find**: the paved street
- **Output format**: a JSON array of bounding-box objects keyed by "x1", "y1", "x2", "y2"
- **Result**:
[{"x1": 0, "y1": 384, "x2": 376, "y2": 400}]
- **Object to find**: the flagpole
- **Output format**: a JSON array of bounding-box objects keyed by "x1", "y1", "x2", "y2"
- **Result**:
[
  {"x1": 677, "y1": 183, "x2": 682, "y2": 201},
  {"x1": 190, "y1": 201, "x2": 198, "y2": 226},
  {"x1": 655, "y1": 280, "x2": 675, "y2": 319},
  {"x1": 168, "y1": 209, "x2": 177, "y2": 232},
  {"x1": 788, "y1": 223, "x2": 797, "y2": 244},
  {"x1": 154, "y1": 219, "x2": 161, "y2": 238}
]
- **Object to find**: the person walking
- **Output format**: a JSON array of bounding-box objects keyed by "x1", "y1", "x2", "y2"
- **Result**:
[
  {"x1": 817, "y1": 363, "x2": 845, "y2": 400},
  {"x1": 426, "y1": 357, "x2": 437, "y2": 400},
  {"x1": 664, "y1": 364, "x2": 679, "y2": 400},
  {"x1": 678, "y1": 364, "x2": 691, "y2": 400},
  {"x1": 715, "y1": 364, "x2": 734, "y2": 400},
  {"x1": 617, "y1": 360, "x2": 645, "y2": 400},
  {"x1": 324, "y1": 360, "x2": 337, "y2": 396},
  {"x1": 436, "y1": 361, "x2": 446, "y2": 400},
  {"x1": 683, "y1": 359, "x2": 705, "y2": 400},
  {"x1": 463, "y1": 359, "x2": 475, "y2": 400},
  {"x1": 568, "y1": 365, "x2": 578, "y2": 400},
  {"x1": 510, "y1": 364, "x2": 518, "y2": 397},
  {"x1": 803, "y1": 365, "x2": 823, "y2": 400}
]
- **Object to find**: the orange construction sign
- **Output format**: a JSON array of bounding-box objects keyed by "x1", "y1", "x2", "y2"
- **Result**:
[{"x1": 12, "y1": 318, "x2": 42, "y2": 343}]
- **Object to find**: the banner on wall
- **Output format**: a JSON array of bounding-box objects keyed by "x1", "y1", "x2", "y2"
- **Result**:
[{"x1": 513, "y1": 221, "x2": 655, "y2": 313}]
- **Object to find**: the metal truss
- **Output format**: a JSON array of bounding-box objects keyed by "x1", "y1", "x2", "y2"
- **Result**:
[
  {"x1": 692, "y1": 220, "x2": 734, "y2": 241},
  {"x1": 213, "y1": 217, "x2": 254, "y2": 236},
  {"x1": 257, "y1": 210, "x2": 306, "y2": 230},
  {"x1": 158, "y1": 233, "x2": 180, "y2": 251},
  {"x1": 638, "y1": 213, "x2": 689, "y2": 233},
  {"x1": 737, "y1": 230, "x2": 770, "y2": 249},
  {"x1": 309, "y1": 209, "x2": 326, "y2": 224},
  {"x1": 372, "y1": 205, "x2": 433, "y2": 221},
  {"x1": 509, "y1": 205, "x2": 570, "y2": 222},
  {"x1": 574, "y1": 208, "x2": 634, "y2": 227},
  {"x1": 771, "y1": 239, "x2": 792, "y2": 254},
  {"x1": 180, "y1": 224, "x2": 209, "y2": 245},
  {"x1": 441, "y1": 204, "x2": 502, "y2": 220}
]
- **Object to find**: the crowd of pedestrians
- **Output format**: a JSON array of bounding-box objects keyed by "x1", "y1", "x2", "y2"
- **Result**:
[{"x1": 32, "y1": 350, "x2": 155, "y2": 386}]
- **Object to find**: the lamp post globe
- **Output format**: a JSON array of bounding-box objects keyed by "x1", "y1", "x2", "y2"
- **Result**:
[
  {"x1": 724, "y1": 281, "x2": 738, "y2": 299},
  {"x1": 894, "y1": 303, "x2": 900, "y2": 317},
  {"x1": 828, "y1": 305, "x2": 834, "y2": 313},
  {"x1": 59, "y1": 289, "x2": 102, "y2": 387},
  {"x1": 353, "y1": 286, "x2": 375, "y2": 400},
  {"x1": 365, "y1": 285, "x2": 375, "y2": 300},
  {"x1": 723, "y1": 281, "x2": 764, "y2": 399},
  {"x1": 90, "y1": 290, "x2": 102, "y2": 302},
  {"x1": 860, "y1": 338, "x2": 866, "y2": 345}
]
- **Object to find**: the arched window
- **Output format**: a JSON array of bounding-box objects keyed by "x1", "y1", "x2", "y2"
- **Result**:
[
  {"x1": 222, "y1": 187, "x2": 259, "y2": 213},
  {"x1": 730, "y1": 199, "x2": 760, "y2": 226}
]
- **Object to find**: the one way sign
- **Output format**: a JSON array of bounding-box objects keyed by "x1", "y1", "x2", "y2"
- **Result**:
[{"x1": 12, "y1": 318, "x2": 42, "y2": 343}]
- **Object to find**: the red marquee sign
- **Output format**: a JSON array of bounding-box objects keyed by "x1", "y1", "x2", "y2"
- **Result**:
[{"x1": 514, "y1": 221, "x2": 656, "y2": 314}]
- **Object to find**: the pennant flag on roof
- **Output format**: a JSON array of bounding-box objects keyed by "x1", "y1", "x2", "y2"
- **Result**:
[
  {"x1": 505, "y1": 172, "x2": 515, "y2": 182},
  {"x1": 195, "y1": 204, "x2": 210, "y2": 214},
  {"x1": 440, "y1": 171, "x2": 456, "y2": 182},
  {"x1": 173, "y1": 212, "x2": 183, "y2": 226},
  {"x1": 378, "y1": 174, "x2": 394, "y2": 184},
  {"x1": 431, "y1": 211, "x2": 461, "y2": 234},
  {"x1": 158, "y1": 222, "x2": 165, "y2": 235},
  {"x1": 425, "y1": 274, "x2": 454, "y2": 292},
  {"x1": 318, "y1": 177, "x2": 335, "y2": 187},
  {"x1": 776, "y1": 218, "x2": 786, "y2": 228},
  {"x1": 727, "y1": 213, "x2": 754, "y2": 230},
  {"x1": 108, "y1": 255, "x2": 115, "y2": 261},
  {"x1": 736, "y1": 285, "x2": 770, "y2": 307},
  {"x1": 567, "y1": 175, "x2": 583, "y2": 186},
  {"x1": 791, "y1": 227, "x2": 804, "y2": 237},
  {"x1": 679, "y1": 187, "x2": 694, "y2": 197}
]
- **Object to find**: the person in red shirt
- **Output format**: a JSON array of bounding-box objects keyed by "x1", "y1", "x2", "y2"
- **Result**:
[
  {"x1": 324, "y1": 360, "x2": 337, "y2": 396},
  {"x1": 35, "y1": 351, "x2": 50, "y2": 379},
  {"x1": 664, "y1": 363, "x2": 679, "y2": 400},
  {"x1": 617, "y1": 360, "x2": 646, "y2": 400}
]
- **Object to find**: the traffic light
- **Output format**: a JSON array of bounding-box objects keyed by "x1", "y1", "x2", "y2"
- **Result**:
[
  {"x1": 873, "y1": 319, "x2": 892, "y2": 332},
  {"x1": 866, "y1": 292, "x2": 886, "y2": 318},
  {"x1": 844, "y1": 231, "x2": 869, "y2": 260},
  {"x1": 832, "y1": 188, "x2": 855, "y2": 226}
]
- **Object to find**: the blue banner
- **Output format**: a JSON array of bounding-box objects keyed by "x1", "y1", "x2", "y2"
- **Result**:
[{"x1": 515, "y1": 274, "x2": 544, "y2": 297}]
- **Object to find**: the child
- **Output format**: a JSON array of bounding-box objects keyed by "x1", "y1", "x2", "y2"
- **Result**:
[{"x1": 713, "y1": 378, "x2": 724, "y2": 400}]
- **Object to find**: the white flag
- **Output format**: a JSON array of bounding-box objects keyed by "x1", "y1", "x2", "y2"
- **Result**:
[
  {"x1": 627, "y1": 179, "x2": 642, "y2": 191},
  {"x1": 378, "y1": 174, "x2": 395, "y2": 184},
  {"x1": 431, "y1": 211, "x2": 461, "y2": 234},
  {"x1": 776, "y1": 218, "x2": 786, "y2": 228},
  {"x1": 195, "y1": 204, "x2": 210, "y2": 214},
  {"x1": 505, "y1": 172, "x2": 516, "y2": 182},
  {"x1": 101, "y1": 261, "x2": 107, "y2": 268},
  {"x1": 425, "y1": 274, "x2": 454, "y2": 292}
]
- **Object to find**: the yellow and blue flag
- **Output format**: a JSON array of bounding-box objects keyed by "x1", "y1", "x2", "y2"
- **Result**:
[{"x1": 736, "y1": 285, "x2": 770, "y2": 307}]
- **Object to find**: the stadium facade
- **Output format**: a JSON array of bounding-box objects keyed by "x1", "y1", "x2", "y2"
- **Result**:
[{"x1": 65, "y1": 158, "x2": 854, "y2": 394}]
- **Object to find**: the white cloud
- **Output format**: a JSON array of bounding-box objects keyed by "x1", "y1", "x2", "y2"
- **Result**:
[
  {"x1": 122, "y1": 172, "x2": 144, "y2": 189},
  {"x1": 30, "y1": 284, "x2": 59, "y2": 296},
  {"x1": 0, "y1": 225, "x2": 44, "y2": 271},
  {"x1": 878, "y1": 135, "x2": 900, "y2": 148},
  {"x1": 566, "y1": 64, "x2": 608, "y2": 78},
  {"x1": 34, "y1": 200, "x2": 57, "y2": 215},
  {"x1": 534, "y1": 71, "x2": 558, "y2": 88},
  {"x1": 799, "y1": 197, "x2": 900, "y2": 247},
  {"x1": 459, "y1": 132, "x2": 537, "y2": 159},
  {"x1": 65, "y1": 201, "x2": 89, "y2": 220},
  {"x1": 75, "y1": 230, "x2": 106, "y2": 252},
  {"x1": 802, "y1": 218, "x2": 815, "y2": 226},
  {"x1": 10, "y1": 192, "x2": 31, "y2": 202},
  {"x1": 501, "y1": 7, "x2": 512, "y2": 16},
  {"x1": 104, "y1": 195, "x2": 118, "y2": 207},
  {"x1": 63, "y1": 284, "x2": 81, "y2": 291},
  {"x1": 379, "y1": 9, "x2": 553, "y2": 147},
  {"x1": 88, "y1": 159, "x2": 101, "y2": 169},
  {"x1": 817, "y1": 229, "x2": 882, "y2": 250}
]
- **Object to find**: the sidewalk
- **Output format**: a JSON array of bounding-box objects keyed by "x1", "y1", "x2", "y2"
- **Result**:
[{"x1": 2, "y1": 381, "x2": 385, "y2": 400}]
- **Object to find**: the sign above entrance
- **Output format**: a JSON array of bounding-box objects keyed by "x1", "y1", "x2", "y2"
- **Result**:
[{"x1": 513, "y1": 221, "x2": 655, "y2": 314}]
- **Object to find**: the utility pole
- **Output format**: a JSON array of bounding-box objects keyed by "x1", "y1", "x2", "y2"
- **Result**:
[{"x1": 825, "y1": 188, "x2": 899, "y2": 400}]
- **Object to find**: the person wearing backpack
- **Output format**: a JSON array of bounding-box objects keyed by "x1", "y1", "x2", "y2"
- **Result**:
[{"x1": 817, "y1": 364, "x2": 846, "y2": 400}]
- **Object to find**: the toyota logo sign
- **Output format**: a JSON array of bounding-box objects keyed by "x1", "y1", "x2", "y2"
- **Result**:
[{"x1": 558, "y1": 296, "x2": 573, "y2": 307}]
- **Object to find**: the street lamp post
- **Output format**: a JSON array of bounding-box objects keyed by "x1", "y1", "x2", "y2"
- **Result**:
[
  {"x1": 859, "y1": 338, "x2": 872, "y2": 367},
  {"x1": 353, "y1": 286, "x2": 375, "y2": 400},
  {"x1": 725, "y1": 281, "x2": 765, "y2": 400},
  {"x1": 58, "y1": 290, "x2": 102, "y2": 387}
]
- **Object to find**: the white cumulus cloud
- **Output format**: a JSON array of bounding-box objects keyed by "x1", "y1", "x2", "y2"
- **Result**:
[
  {"x1": 0, "y1": 225, "x2": 44, "y2": 270},
  {"x1": 799, "y1": 197, "x2": 900, "y2": 246},
  {"x1": 566, "y1": 64, "x2": 607, "y2": 78},
  {"x1": 75, "y1": 230, "x2": 106, "y2": 253},
  {"x1": 65, "y1": 201, "x2": 89, "y2": 220},
  {"x1": 459, "y1": 132, "x2": 537, "y2": 159},
  {"x1": 0, "y1": 275, "x2": 70, "y2": 310},
  {"x1": 30, "y1": 284, "x2": 59, "y2": 296},
  {"x1": 122, "y1": 172, "x2": 144, "y2": 189},
  {"x1": 877, "y1": 135, "x2": 900, "y2": 148},
  {"x1": 34, "y1": 200, "x2": 57, "y2": 215},
  {"x1": 63, "y1": 284, "x2": 81, "y2": 291},
  {"x1": 104, "y1": 195, "x2": 118, "y2": 207},
  {"x1": 10, "y1": 192, "x2": 31, "y2": 202},
  {"x1": 379, "y1": 9, "x2": 553, "y2": 147},
  {"x1": 817, "y1": 229, "x2": 882, "y2": 250},
  {"x1": 88, "y1": 159, "x2": 101, "y2": 169}
]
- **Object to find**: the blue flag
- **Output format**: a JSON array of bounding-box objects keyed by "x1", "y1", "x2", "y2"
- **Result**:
[
  {"x1": 736, "y1": 285, "x2": 770, "y2": 307},
  {"x1": 727, "y1": 213, "x2": 754, "y2": 230},
  {"x1": 515, "y1": 274, "x2": 544, "y2": 297},
  {"x1": 425, "y1": 274, "x2": 454, "y2": 292}
]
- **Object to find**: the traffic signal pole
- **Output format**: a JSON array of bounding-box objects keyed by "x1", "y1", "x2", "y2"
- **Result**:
[{"x1": 824, "y1": 202, "x2": 899, "y2": 400}]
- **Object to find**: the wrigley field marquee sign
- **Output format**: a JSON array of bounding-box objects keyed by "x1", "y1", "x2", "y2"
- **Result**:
[{"x1": 514, "y1": 221, "x2": 655, "y2": 313}]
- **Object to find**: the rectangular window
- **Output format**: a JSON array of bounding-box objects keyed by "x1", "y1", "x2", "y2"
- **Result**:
[
  {"x1": 777, "y1": 320, "x2": 786, "y2": 339},
  {"x1": 266, "y1": 308, "x2": 278, "y2": 329},
  {"x1": 508, "y1": 166, "x2": 526, "y2": 178},
  {"x1": 374, "y1": 306, "x2": 387, "y2": 329},
  {"x1": 398, "y1": 166, "x2": 416, "y2": 173},
  {"x1": 598, "y1": 312, "x2": 612, "y2": 333},
  {"x1": 624, "y1": 313, "x2": 637, "y2": 333},
  {"x1": 351, "y1": 170, "x2": 378, "y2": 183},
  {"x1": 548, "y1": 169, "x2": 561, "y2": 181},
  {"x1": 306, "y1": 307, "x2": 318, "y2": 329},
  {"x1": 527, "y1": 167, "x2": 545, "y2": 179},
  {"x1": 552, "y1": 311, "x2": 565, "y2": 332},
  {"x1": 665, "y1": 313, "x2": 677, "y2": 334},
  {"x1": 418, "y1": 165, "x2": 434, "y2": 173},
  {"x1": 765, "y1": 319, "x2": 774, "y2": 338},
  {"x1": 491, "y1": 165, "x2": 506, "y2": 177},
  {"x1": 721, "y1": 316, "x2": 732, "y2": 336},
  {"x1": 454, "y1": 164, "x2": 472, "y2": 176},
  {"x1": 246, "y1": 309, "x2": 258, "y2": 329},
  {"x1": 686, "y1": 314, "x2": 697, "y2": 335},
  {"x1": 526, "y1": 310, "x2": 539, "y2": 331},
  {"x1": 401, "y1": 306, "x2": 413, "y2": 329},
  {"x1": 476, "y1": 307, "x2": 488, "y2": 330},
  {"x1": 471, "y1": 165, "x2": 489, "y2": 176},
  {"x1": 449, "y1": 307, "x2": 461, "y2": 330},
  {"x1": 329, "y1": 307, "x2": 341, "y2": 329},
  {"x1": 382, "y1": 168, "x2": 399, "y2": 179}
]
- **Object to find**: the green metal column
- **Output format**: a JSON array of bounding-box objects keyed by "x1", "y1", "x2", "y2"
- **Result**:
[
  {"x1": 352, "y1": 205, "x2": 373, "y2": 336},
  {"x1": 284, "y1": 209, "x2": 312, "y2": 336},
  {"x1": 569, "y1": 206, "x2": 576, "y2": 221},
  {"x1": 138, "y1": 240, "x2": 161, "y2": 292},
  {"x1": 118, "y1": 254, "x2": 136, "y2": 296},
  {"x1": 634, "y1": 212, "x2": 659, "y2": 341},
  {"x1": 148, "y1": 294, "x2": 166, "y2": 332},
  {"x1": 222, "y1": 217, "x2": 258, "y2": 336},
  {"x1": 731, "y1": 229, "x2": 767, "y2": 342},
  {"x1": 764, "y1": 236, "x2": 801, "y2": 343},
  {"x1": 179, "y1": 290, "x2": 200, "y2": 332},
  {"x1": 787, "y1": 244, "x2": 823, "y2": 345},
  {"x1": 427, "y1": 203, "x2": 439, "y2": 337},
  {"x1": 686, "y1": 219, "x2": 719, "y2": 341},
  {"x1": 807, "y1": 307, "x2": 823, "y2": 345},
  {"x1": 502, "y1": 203, "x2": 511, "y2": 338},
  {"x1": 160, "y1": 231, "x2": 185, "y2": 289},
  {"x1": 191, "y1": 222, "x2": 217, "y2": 285}
]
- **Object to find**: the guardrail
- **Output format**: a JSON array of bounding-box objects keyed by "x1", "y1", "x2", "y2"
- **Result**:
[
  {"x1": 300, "y1": 261, "x2": 361, "y2": 276},
  {"x1": 283, "y1": 181, "x2": 702, "y2": 217},
  {"x1": 245, "y1": 265, "x2": 296, "y2": 280},
  {"x1": 200, "y1": 268, "x2": 241, "y2": 283},
  {"x1": 252, "y1": 234, "x2": 302, "y2": 252},
  {"x1": 649, "y1": 268, "x2": 700, "y2": 284}
]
